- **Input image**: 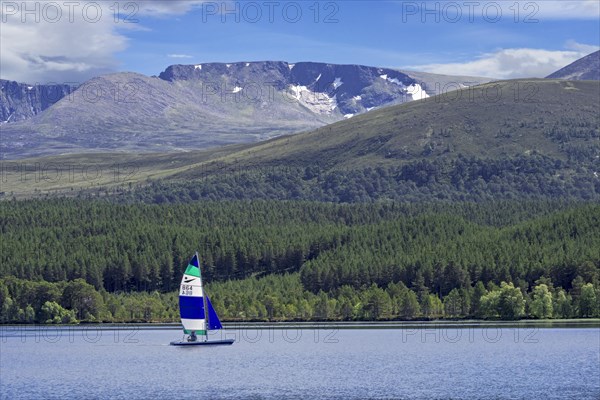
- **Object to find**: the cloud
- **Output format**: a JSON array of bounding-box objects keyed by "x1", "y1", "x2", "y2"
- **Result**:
[
  {"x1": 0, "y1": 1, "x2": 207, "y2": 84},
  {"x1": 0, "y1": 3, "x2": 127, "y2": 84},
  {"x1": 564, "y1": 40, "x2": 600, "y2": 54},
  {"x1": 168, "y1": 54, "x2": 194, "y2": 59},
  {"x1": 407, "y1": 44, "x2": 600, "y2": 79}
]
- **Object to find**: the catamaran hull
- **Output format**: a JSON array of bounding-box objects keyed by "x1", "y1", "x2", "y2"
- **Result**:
[{"x1": 170, "y1": 339, "x2": 235, "y2": 346}]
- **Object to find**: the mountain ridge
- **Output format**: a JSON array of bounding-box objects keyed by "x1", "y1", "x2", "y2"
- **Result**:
[
  {"x1": 0, "y1": 61, "x2": 493, "y2": 159},
  {"x1": 546, "y1": 50, "x2": 600, "y2": 81}
]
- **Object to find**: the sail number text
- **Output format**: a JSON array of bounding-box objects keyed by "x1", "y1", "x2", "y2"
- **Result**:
[{"x1": 180, "y1": 284, "x2": 194, "y2": 296}]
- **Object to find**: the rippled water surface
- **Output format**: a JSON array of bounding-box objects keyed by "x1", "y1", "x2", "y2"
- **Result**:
[{"x1": 1, "y1": 325, "x2": 599, "y2": 399}]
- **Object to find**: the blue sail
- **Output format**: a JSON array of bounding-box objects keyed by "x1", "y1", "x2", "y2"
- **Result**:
[
  {"x1": 206, "y1": 296, "x2": 223, "y2": 330},
  {"x1": 180, "y1": 296, "x2": 205, "y2": 320}
]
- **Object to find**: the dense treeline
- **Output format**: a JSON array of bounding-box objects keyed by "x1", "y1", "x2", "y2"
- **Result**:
[
  {"x1": 111, "y1": 155, "x2": 600, "y2": 203},
  {"x1": 1, "y1": 273, "x2": 598, "y2": 324},
  {"x1": 299, "y1": 208, "x2": 600, "y2": 293},
  {"x1": 2, "y1": 200, "x2": 597, "y2": 292},
  {"x1": 1, "y1": 200, "x2": 599, "y2": 323},
  {"x1": 208, "y1": 273, "x2": 599, "y2": 321}
]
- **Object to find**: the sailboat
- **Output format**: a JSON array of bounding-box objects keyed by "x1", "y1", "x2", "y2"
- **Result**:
[{"x1": 170, "y1": 253, "x2": 234, "y2": 346}]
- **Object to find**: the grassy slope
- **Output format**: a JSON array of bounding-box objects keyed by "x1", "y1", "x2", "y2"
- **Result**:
[
  {"x1": 0, "y1": 144, "x2": 246, "y2": 197},
  {"x1": 199, "y1": 79, "x2": 599, "y2": 171}
]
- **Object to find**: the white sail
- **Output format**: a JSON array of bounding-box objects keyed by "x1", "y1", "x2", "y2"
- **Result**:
[{"x1": 178, "y1": 253, "x2": 207, "y2": 335}]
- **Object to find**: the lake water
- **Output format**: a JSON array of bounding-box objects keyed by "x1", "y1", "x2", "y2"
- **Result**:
[{"x1": 1, "y1": 324, "x2": 599, "y2": 399}]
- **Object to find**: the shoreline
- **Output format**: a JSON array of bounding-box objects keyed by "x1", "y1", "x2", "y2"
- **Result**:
[{"x1": 2, "y1": 319, "x2": 599, "y2": 330}]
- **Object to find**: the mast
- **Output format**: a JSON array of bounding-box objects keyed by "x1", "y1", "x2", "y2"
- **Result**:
[{"x1": 198, "y1": 251, "x2": 209, "y2": 341}]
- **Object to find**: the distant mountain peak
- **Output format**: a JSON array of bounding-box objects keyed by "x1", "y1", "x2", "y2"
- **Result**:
[
  {"x1": 157, "y1": 61, "x2": 435, "y2": 115},
  {"x1": 546, "y1": 50, "x2": 600, "y2": 81}
]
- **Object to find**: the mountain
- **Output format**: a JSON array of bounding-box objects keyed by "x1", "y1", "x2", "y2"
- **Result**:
[
  {"x1": 4, "y1": 79, "x2": 598, "y2": 201},
  {"x1": 546, "y1": 50, "x2": 600, "y2": 80},
  {"x1": 175, "y1": 79, "x2": 599, "y2": 171},
  {"x1": 0, "y1": 80, "x2": 75, "y2": 123},
  {"x1": 135, "y1": 79, "x2": 600, "y2": 202},
  {"x1": 395, "y1": 70, "x2": 495, "y2": 96},
  {"x1": 0, "y1": 62, "x2": 493, "y2": 159}
]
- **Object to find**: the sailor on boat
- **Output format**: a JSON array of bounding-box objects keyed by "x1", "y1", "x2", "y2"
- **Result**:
[{"x1": 187, "y1": 332, "x2": 198, "y2": 342}]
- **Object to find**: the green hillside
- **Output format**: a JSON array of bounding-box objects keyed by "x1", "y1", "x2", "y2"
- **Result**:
[
  {"x1": 2, "y1": 79, "x2": 598, "y2": 201},
  {"x1": 179, "y1": 79, "x2": 599, "y2": 172},
  {"x1": 132, "y1": 80, "x2": 599, "y2": 203}
]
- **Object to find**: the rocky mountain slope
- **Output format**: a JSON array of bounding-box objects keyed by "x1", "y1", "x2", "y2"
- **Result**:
[
  {"x1": 0, "y1": 80, "x2": 74, "y2": 123},
  {"x1": 0, "y1": 62, "x2": 492, "y2": 159},
  {"x1": 546, "y1": 50, "x2": 600, "y2": 81}
]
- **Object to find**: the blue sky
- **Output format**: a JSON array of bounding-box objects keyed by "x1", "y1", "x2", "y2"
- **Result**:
[{"x1": 1, "y1": 1, "x2": 599, "y2": 83}]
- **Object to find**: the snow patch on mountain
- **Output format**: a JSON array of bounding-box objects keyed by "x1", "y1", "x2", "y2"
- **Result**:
[
  {"x1": 379, "y1": 74, "x2": 429, "y2": 100},
  {"x1": 381, "y1": 74, "x2": 405, "y2": 87},
  {"x1": 194, "y1": 65, "x2": 202, "y2": 70},
  {"x1": 333, "y1": 77, "x2": 343, "y2": 89},
  {"x1": 3, "y1": 113, "x2": 14, "y2": 123},
  {"x1": 288, "y1": 85, "x2": 309, "y2": 98},
  {"x1": 406, "y1": 83, "x2": 429, "y2": 100},
  {"x1": 288, "y1": 84, "x2": 337, "y2": 115}
]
